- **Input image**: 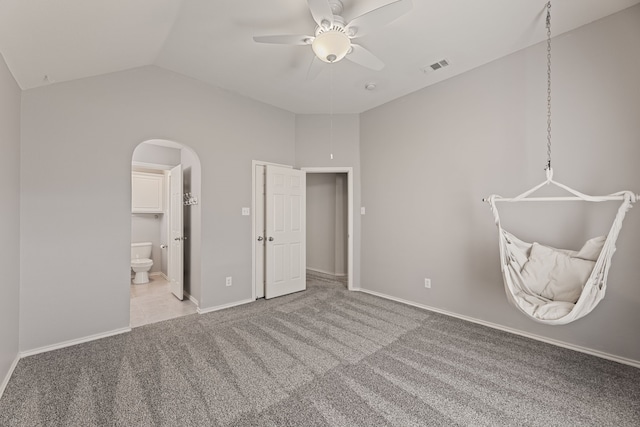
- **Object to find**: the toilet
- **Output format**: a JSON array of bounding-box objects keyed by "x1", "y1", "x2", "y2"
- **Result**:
[{"x1": 131, "y1": 242, "x2": 154, "y2": 284}]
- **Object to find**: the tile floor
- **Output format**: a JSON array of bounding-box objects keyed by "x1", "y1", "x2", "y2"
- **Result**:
[{"x1": 130, "y1": 275, "x2": 198, "y2": 328}]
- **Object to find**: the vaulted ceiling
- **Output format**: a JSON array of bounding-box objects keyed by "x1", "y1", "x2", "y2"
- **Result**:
[{"x1": 1, "y1": 0, "x2": 638, "y2": 113}]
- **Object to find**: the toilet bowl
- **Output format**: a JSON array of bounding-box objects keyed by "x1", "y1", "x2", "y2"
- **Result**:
[{"x1": 131, "y1": 242, "x2": 154, "y2": 284}]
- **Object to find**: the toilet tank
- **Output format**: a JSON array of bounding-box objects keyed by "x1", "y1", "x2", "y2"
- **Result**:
[{"x1": 131, "y1": 242, "x2": 152, "y2": 259}]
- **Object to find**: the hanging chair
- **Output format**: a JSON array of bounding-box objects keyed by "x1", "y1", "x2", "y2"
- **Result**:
[
  {"x1": 485, "y1": 169, "x2": 637, "y2": 325},
  {"x1": 484, "y1": 2, "x2": 637, "y2": 324}
]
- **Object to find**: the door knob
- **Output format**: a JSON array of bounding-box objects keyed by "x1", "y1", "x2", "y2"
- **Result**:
[
  {"x1": 174, "y1": 237, "x2": 181, "y2": 241},
  {"x1": 257, "y1": 236, "x2": 264, "y2": 241},
  {"x1": 268, "y1": 237, "x2": 274, "y2": 241}
]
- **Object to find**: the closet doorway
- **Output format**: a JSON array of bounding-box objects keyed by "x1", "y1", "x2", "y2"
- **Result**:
[
  {"x1": 305, "y1": 170, "x2": 349, "y2": 287},
  {"x1": 251, "y1": 164, "x2": 354, "y2": 300}
]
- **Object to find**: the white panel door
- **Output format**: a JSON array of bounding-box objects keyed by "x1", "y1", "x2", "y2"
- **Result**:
[
  {"x1": 265, "y1": 165, "x2": 306, "y2": 299},
  {"x1": 168, "y1": 164, "x2": 184, "y2": 301}
]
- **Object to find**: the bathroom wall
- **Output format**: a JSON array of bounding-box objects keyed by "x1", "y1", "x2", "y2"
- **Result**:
[
  {"x1": 133, "y1": 143, "x2": 181, "y2": 166},
  {"x1": 0, "y1": 53, "x2": 20, "y2": 395},
  {"x1": 20, "y1": 65, "x2": 295, "y2": 352}
]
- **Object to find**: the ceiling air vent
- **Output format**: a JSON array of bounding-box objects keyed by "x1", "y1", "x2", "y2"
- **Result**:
[{"x1": 422, "y1": 59, "x2": 450, "y2": 73}]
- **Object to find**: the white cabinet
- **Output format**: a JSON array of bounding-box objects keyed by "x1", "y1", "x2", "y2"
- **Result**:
[{"x1": 132, "y1": 172, "x2": 164, "y2": 213}]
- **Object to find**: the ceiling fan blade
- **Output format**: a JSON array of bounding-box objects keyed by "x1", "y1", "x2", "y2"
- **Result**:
[
  {"x1": 307, "y1": 0, "x2": 334, "y2": 28},
  {"x1": 345, "y1": 44, "x2": 384, "y2": 71},
  {"x1": 345, "y1": 0, "x2": 412, "y2": 38},
  {"x1": 306, "y1": 55, "x2": 324, "y2": 81},
  {"x1": 253, "y1": 35, "x2": 314, "y2": 45}
]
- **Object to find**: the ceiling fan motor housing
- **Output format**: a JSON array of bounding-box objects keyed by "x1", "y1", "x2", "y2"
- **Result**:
[{"x1": 312, "y1": 16, "x2": 351, "y2": 63}]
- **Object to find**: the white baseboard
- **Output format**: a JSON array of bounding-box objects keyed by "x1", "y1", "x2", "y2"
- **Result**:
[
  {"x1": 0, "y1": 355, "x2": 20, "y2": 400},
  {"x1": 307, "y1": 267, "x2": 346, "y2": 277},
  {"x1": 357, "y1": 288, "x2": 640, "y2": 369},
  {"x1": 197, "y1": 298, "x2": 254, "y2": 315},
  {"x1": 19, "y1": 327, "x2": 131, "y2": 359}
]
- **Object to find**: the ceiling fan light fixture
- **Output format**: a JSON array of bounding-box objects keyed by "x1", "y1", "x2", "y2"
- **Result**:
[{"x1": 312, "y1": 30, "x2": 351, "y2": 63}]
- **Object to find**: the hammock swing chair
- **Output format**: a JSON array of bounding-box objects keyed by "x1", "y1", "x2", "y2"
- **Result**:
[{"x1": 484, "y1": 2, "x2": 638, "y2": 325}]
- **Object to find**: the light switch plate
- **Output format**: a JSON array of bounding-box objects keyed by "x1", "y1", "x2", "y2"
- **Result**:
[
  {"x1": 242, "y1": 207, "x2": 250, "y2": 216},
  {"x1": 361, "y1": 207, "x2": 366, "y2": 215}
]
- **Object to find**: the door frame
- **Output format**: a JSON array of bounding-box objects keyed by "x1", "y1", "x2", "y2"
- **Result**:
[
  {"x1": 252, "y1": 163, "x2": 355, "y2": 297},
  {"x1": 302, "y1": 167, "x2": 354, "y2": 291}
]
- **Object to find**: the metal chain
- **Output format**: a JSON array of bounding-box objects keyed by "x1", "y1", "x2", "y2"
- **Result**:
[{"x1": 545, "y1": 1, "x2": 552, "y2": 171}]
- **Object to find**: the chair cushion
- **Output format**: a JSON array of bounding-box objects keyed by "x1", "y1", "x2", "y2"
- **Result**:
[{"x1": 520, "y1": 243, "x2": 597, "y2": 303}]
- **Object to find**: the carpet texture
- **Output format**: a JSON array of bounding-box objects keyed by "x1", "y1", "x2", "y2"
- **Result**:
[{"x1": 1, "y1": 280, "x2": 639, "y2": 426}]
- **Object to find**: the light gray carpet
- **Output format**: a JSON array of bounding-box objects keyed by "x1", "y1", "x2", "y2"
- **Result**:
[{"x1": 1, "y1": 280, "x2": 639, "y2": 426}]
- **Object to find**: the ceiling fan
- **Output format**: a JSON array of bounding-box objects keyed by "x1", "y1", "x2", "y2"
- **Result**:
[{"x1": 253, "y1": 0, "x2": 412, "y2": 78}]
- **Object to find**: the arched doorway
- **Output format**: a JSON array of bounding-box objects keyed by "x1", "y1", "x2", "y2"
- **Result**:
[{"x1": 129, "y1": 139, "x2": 202, "y2": 327}]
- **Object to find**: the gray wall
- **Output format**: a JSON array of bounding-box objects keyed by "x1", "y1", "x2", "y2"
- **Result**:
[
  {"x1": 0, "y1": 53, "x2": 21, "y2": 390},
  {"x1": 295, "y1": 114, "x2": 361, "y2": 287},
  {"x1": 307, "y1": 173, "x2": 348, "y2": 276},
  {"x1": 360, "y1": 6, "x2": 640, "y2": 362},
  {"x1": 19, "y1": 65, "x2": 295, "y2": 352},
  {"x1": 334, "y1": 173, "x2": 348, "y2": 276}
]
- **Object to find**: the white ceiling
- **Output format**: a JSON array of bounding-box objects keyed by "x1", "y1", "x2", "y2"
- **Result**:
[{"x1": 1, "y1": 0, "x2": 638, "y2": 114}]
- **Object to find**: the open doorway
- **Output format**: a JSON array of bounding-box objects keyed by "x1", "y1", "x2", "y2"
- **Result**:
[
  {"x1": 130, "y1": 139, "x2": 202, "y2": 327},
  {"x1": 302, "y1": 167, "x2": 354, "y2": 290},
  {"x1": 252, "y1": 163, "x2": 354, "y2": 300},
  {"x1": 306, "y1": 172, "x2": 348, "y2": 286}
]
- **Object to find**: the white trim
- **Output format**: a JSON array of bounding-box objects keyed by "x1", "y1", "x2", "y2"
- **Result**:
[
  {"x1": 0, "y1": 355, "x2": 20, "y2": 399},
  {"x1": 307, "y1": 267, "x2": 347, "y2": 278},
  {"x1": 184, "y1": 290, "x2": 199, "y2": 306},
  {"x1": 197, "y1": 298, "x2": 254, "y2": 315},
  {"x1": 251, "y1": 160, "x2": 294, "y2": 301},
  {"x1": 301, "y1": 167, "x2": 354, "y2": 291},
  {"x1": 357, "y1": 288, "x2": 640, "y2": 369},
  {"x1": 19, "y1": 327, "x2": 131, "y2": 358}
]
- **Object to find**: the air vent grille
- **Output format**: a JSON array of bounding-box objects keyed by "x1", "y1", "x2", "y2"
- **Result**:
[{"x1": 422, "y1": 59, "x2": 450, "y2": 73}]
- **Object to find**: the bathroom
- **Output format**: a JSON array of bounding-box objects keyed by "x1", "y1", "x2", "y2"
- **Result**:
[{"x1": 130, "y1": 139, "x2": 202, "y2": 327}]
